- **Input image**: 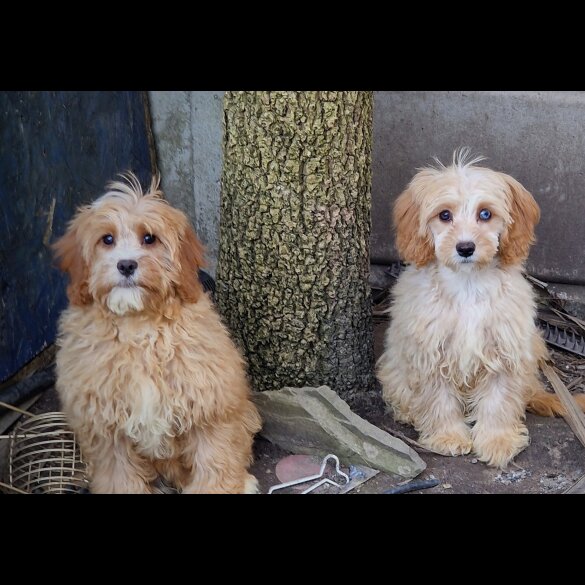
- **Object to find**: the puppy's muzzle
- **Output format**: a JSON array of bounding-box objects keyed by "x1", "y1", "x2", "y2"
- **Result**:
[
  {"x1": 117, "y1": 259, "x2": 138, "y2": 277},
  {"x1": 456, "y1": 241, "x2": 475, "y2": 258}
]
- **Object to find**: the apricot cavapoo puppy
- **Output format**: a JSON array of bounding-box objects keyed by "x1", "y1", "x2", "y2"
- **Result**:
[
  {"x1": 53, "y1": 173, "x2": 261, "y2": 493},
  {"x1": 377, "y1": 149, "x2": 585, "y2": 468}
]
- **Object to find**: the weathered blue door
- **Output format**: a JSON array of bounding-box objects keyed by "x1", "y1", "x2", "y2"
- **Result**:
[{"x1": 0, "y1": 91, "x2": 154, "y2": 382}]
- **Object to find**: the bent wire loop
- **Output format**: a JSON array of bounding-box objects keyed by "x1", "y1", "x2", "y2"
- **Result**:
[{"x1": 268, "y1": 453, "x2": 350, "y2": 494}]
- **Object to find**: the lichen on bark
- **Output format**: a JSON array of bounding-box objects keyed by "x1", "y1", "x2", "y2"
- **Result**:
[{"x1": 216, "y1": 91, "x2": 375, "y2": 401}]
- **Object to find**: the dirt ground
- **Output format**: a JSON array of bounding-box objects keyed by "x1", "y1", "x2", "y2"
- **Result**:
[
  {"x1": 2, "y1": 312, "x2": 585, "y2": 495},
  {"x1": 249, "y1": 320, "x2": 585, "y2": 494}
]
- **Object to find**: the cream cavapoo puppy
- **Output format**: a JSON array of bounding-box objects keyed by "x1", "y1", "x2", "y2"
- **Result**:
[
  {"x1": 377, "y1": 150, "x2": 585, "y2": 468},
  {"x1": 53, "y1": 173, "x2": 261, "y2": 493}
]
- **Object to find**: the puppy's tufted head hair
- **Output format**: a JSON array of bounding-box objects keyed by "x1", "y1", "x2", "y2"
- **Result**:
[
  {"x1": 393, "y1": 148, "x2": 540, "y2": 269},
  {"x1": 53, "y1": 173, "x2": 205, "y2": 315}
]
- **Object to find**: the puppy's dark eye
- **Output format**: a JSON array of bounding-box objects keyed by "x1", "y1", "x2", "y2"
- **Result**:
[
  {"x1": 143, "y1": 234, "x2": 156, "y2": 245},
  {"x1": 439, "y1": 210, "x2": 452, "y2": 221},
  {"x1": 102, "y1": 234, "x2": 114, "y2": 246},
  {"x1": 479, "y1": 209, "x2": 492, "y2": 221}
]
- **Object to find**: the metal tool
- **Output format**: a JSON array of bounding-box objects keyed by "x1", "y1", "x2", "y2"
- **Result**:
[{"x1": 268, "y1": 453, "x2": 350, "y2": 494}]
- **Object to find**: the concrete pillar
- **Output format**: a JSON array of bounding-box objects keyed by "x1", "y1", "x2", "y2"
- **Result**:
[{"x1": 148, "y1": 91, "x2": 224, "y2": 276}]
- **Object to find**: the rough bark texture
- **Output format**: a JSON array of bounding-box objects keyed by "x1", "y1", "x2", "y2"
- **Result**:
[{"x1": 216, "y1": 91, "x2": 375, "y2": 400}]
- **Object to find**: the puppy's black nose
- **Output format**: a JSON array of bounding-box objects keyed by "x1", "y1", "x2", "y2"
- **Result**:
[
  {"x1": 456, "y1": 241, "x2": 475, "y2": 258},
  {"x1": 117, "y1": 259, "x2": 137, "y2": 276}
]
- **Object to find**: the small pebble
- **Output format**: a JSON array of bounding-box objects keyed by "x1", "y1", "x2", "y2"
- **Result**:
[
  {"x1": 265, "y1": 469, "x2": 272, "y2": 474},
  {"x1": 442, "y1": 483, "x2": 452, "y2": 489},
  {"x1": 495, "y1": 469, "x2": 530, "y2": 484},
  {"x1": 471, "y1": 458, "x2": 478, "y2": 464}
]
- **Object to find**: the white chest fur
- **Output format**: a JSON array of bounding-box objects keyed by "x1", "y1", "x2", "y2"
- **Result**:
[
  {"x1": 388, "y1": 263, "x2": 537, "y2": 383},
  {"x1": 112, "y1": 318, "x2": 179, "y2": 458},
  {"x1": 121, "y1": 377, "x2": 174, "y2": 459}
]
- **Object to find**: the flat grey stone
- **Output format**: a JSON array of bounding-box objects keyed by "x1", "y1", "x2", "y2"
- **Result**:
[{"x1": 253, "y1": 386, "x2": 426, "y2": 479}]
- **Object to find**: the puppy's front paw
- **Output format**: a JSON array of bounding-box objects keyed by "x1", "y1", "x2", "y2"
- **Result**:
[
  {"x1": 473, "y1": 427, "x2": 529, "y2": 468},
  {"x1": 419, "y1": 426, "x2": 473, "y2": 456},
  {"x1": 243, "y1": 474, "x2": 259, "y2": 494}
]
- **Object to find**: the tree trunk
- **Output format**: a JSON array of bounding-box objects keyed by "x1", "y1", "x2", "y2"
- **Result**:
[{"x1": 216, "y1": 91, "x2": 375, "y2": 401}]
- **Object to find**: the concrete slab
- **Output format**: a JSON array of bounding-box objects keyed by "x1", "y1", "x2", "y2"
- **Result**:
[{"x1": 254, "y1": 386, "x2": 425, "y2": 479}]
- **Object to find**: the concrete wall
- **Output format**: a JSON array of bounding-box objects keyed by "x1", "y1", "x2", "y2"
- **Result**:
[
  {"x1": 148, "y1": 91, "x2": 224, "y2": 276},
  {"x1": 150, "y1": 91, "x2": 585, "y2": 285},
  {"x1": 373, "y1": 91, "x2": 585, "y2": 285}
]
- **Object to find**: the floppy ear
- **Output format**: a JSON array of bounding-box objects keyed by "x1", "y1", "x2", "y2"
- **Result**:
[
  {"x1": 52, "y1": 226, "x2": 92, "y2": 306},
  {"x1": 498, "y1": 175, "x2": 540, "y2": 266},
  {"x1": 393, "y1": 188, "x2": 435, "y2": 267},
  {"x1": 176, "y1": 224, "x2": 206, "y2": 303}
]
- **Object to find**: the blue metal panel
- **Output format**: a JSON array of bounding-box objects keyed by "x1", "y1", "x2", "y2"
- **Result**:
[{"x1": 0, "y1": 91, "x2": 154, "y2": 381}]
